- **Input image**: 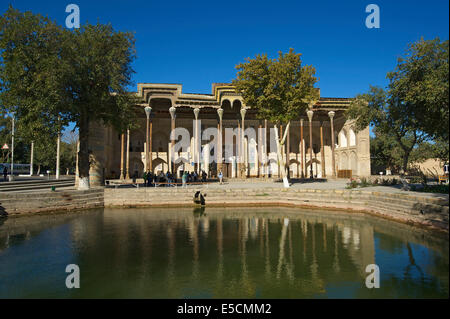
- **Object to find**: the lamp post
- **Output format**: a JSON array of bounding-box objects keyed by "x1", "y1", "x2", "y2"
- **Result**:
[
  {"x1": 10, "y1": 114, "x2": 15, "y2": 181},
  {"x1": 145, "y1": 106, "x2": 152, "y2": 173},
  {"x1": 30, "y1": 141, "x2": 34, "y2": 176},
  {"x1": 56, "y1": 116, "x2": 61, "y2": 180},
  {"x1": 307, "y1": 110, "x2": 314, "y2": 179}
]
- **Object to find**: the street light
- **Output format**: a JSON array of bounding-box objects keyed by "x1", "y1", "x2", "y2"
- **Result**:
[
  {"x1": 9, "y1": 113, "x2": 15, "y2": 182},
  {"x1": 145, "y1": 106, "x2": 152, "y2": 172}
]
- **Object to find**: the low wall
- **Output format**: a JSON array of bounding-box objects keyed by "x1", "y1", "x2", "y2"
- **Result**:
[
  {"x1": 1, "y1": 187, "x2": 448, "y2": 232},
  {"x1": 0, "y1": 188, "x2": 104, "y2": 215},
  {"x1": 104, "y1": 188, "x2": 449, "y2": 231}
]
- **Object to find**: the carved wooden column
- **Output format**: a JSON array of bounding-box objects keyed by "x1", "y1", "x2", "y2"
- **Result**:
[
  {"x1": 145, "y1": 106, "x2": 152, "y2": 173},
  {"x1": 300, "y1": 119, "x2": 304, "y2": 178},
  {"x1": 149, "y1": 118, "x2": 153, "y2": 173},
  {"x1": 217, "y1": 108, "x2": 223, "y2": 174},
  {"x1": 193, "y1": 108, "x2": 200, "y2": 174},
  {"x1": 169, "y1": 106, "x2": 176, "y2": 174},
  {"x1": 240, "y1": 108, "x2": 247, "y2": 178},
  {"x1": 258, "y1": 122, "x2": 262, "y2": 177},
  {"x1": 120, "y1": 133, "x2": 125, "y2": 180},
  {"x1": 328, "y1": 111, "x2": 336, "y2": 178},
  {"x1": 320, "y1": 122, "x2": 326, "y2": 178},
  {"x1": 307, "y1": 110, "x2": 314, "y2": 178},
  {"x1": 126, "y1": 129, "x2": 130, "y2": 180},
  {"x1": 279, "y1": 124, "x2": 283, "y2": 178},
  {"x1": 264, "y1": 119, "x2": 268, "y2": 177},
  {"x1": 286, "y1": 123, "x2": 290, "y2": 178}
]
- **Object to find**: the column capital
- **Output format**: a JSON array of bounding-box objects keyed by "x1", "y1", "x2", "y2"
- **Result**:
[
  {"x1": 169, "y1": 106, "x2": 176, "y2": 120},
  {"x1": 217, "y1": 108, "x2": 224, "y2": 121},
  {"x1": 193, "y1": 107, "x2": 200, "y2": 119},
  {"x1": 307, "y1": 110, "x2": 314, "y2": 122},
  {"x1": 328, "y1": 111, "x2": 335, "y2": 119},
  {"x1": 240, "y1": 108, "x2": 247, "y2": 120},
  {"x1": 145, "y1": 106, "x2": 152, "y2": 119}
]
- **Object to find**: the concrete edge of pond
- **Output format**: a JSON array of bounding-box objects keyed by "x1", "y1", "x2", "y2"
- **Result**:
[{"x1": 0, "y1": 187, "x2": 448, "y2": 233}]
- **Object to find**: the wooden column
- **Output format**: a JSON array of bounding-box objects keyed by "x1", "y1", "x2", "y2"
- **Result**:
[
  {"x1": 307, "y1": 110, "x2": 314, "y2": 178},
  {"x1": 240, "y1": 108, "x2": 247, "y2": 178},
  {"x1": 279, "y1": 124, "x2": 283, "y2": 178},
  {"x1": 149, "y1": 119, "x2": 153, "y2": 173},
  {"x1": 320, "y1": 122, "x2": 326, "y2": 178},
  {"x1": 120, "y1": 133, "x2": 125, "y2": 180},
  {"x1": 264, "y1": 119, "x2": 268, "y2": 177},
  {"x1": 193, "y1": 108, "x2": 200, "y2": 174},
  {"x1": 145, "y1": 106, "x2": 152, "y2": 173},
  {"x1": 328, "y1": 111, "x2": 336, "y2": 178},
  {"x1": 169, "y1": 106, "x2": 176, "y2": 174},
  {"x1": 300, "y1": 119, "x2": 304, "y2": 178},
  {"x1": 217, "y1": 108, "x2": 223, "y2": 175},
  {"x1": 258, "y1": 122, "x2": 262, "y2": 177},
  {"x1": 237, "y1": 120, "x2": 241, "y2": 178},
  {"x1": 286, "y1": 123, "x2": 290, "y2": 178},
  {"x1": 125, "y1": 129, "x2": 130, "y2": 180}
]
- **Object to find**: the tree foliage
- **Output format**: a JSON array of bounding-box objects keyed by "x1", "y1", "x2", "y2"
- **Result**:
[
  {"x1": 347, "y1": 38, "x2": 448, "y2": 173},
  {"x1": 388, "y1": 38, "x2": 449, "y2": 141},
  {"x1": 233, "y1": 48, "x2": 319, "y2": 124},
  {"x1": 232, "y1": 49, "x2": 319, "y2": 182},
  {"x1": 0, "y1": 6, "x2": 138, "y2": 188}
]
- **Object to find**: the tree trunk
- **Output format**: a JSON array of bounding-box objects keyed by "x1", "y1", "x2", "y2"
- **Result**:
[
  {"x1": 274, "y1": 122, "x2": 290, "y2": 188},
  {"x1": 78, "y1": 114, "x2": 90, "y2": 190}
]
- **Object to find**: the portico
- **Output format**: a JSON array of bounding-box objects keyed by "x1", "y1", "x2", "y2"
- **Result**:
[{"x1": 84, "y1": 83, "x2": 371, "y2": 186}]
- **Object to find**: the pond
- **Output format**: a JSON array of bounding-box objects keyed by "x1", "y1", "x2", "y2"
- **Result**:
[{"x1": 0, "y1": 207, "x2": 448, "y2": 298}]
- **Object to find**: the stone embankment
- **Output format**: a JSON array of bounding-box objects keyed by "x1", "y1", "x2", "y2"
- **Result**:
[
  {"x1": 0, "y1": 188, "x2": 104, "y2": 215},
  {"x1": 105, "y1": 187, "x2": 449, "y2": 231},
  {"x1": 1, "y1": 187, "x2": 448, "y2": 231}
]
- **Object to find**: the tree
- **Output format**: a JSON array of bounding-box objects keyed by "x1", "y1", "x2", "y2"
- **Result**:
[
  {"x1": 0, "y1": 6, "x2": 138, "y2": 189},
  {"x1": 388, "y1": 38, "x2": 449, "y2": 141},
  {"x1": 347, "y1": 86, "x2": 430, "y2": 173},
  {"x1": 348, "y1": 39, "x2": 449, "y2": 173},
  {"x1": 370, "y1": 129, "x2": 404, "y2": 173},
  {"x1": 232, "y1": 49, "x2": 319, "y2": 186},
  {"x1": 347, "y1": 38, "x2": 449, "y2": 172}
]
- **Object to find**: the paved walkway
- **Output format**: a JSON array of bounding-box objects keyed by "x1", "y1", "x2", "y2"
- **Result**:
[{"x1": 2, "y1": 178, "x2": 447, "y2": 199}]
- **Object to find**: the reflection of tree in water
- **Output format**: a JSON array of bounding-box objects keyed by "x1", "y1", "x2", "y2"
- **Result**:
[
  {"x1": 404, "y1": 242, "x2": 424, "y2": 282},
  {"x1": 378, "y1": 232, "x2": 406, "y2": 254},
  {"x1": 1, "y1": 207, "x2": 447, "y2": 298}
]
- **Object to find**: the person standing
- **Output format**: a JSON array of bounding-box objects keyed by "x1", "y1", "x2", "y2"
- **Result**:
[
  {"x1": 143, "y1": 171, "x2": 148, "y2": 187},
  {"x1": 182, "y1": 171, "x2": 187, "y2": 188},
  {"x1": 147, "y1": 172, "x2": 153, "y2": 187},
  {"x1": 3, "y1": 166, "x2": 7, "y2": 181},
  {"x1": 218, "y1": 170, "x2": 223, "y2": 185}
]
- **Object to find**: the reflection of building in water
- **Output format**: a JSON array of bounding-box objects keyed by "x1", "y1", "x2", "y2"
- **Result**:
[
  {"x1": 5, "y1": 208, "x2": 444, "y2": 298},
  {"x1": 199, "y1": 217, "x2": 209, "y2": 237}
]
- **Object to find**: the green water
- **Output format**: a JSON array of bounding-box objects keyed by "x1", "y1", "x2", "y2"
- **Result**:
[{"x1": 0, "y1": 207, "x2": 448, "y2": 298}]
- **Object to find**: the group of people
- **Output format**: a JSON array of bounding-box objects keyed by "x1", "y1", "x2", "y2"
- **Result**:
[
  {"x1": 181, "y1": 170, "x2": 208, "y2": 187},
  {"x1": 137, "y1": 169, "x2": 224, "y2": 187},
  {"x1": 142, "y1": 171, "x2": 175, "y2": 187}
]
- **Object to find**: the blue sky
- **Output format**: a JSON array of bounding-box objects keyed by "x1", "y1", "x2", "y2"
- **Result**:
[{"x1": 2, "y1": 0, "x2": 449, "y2": 98}]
